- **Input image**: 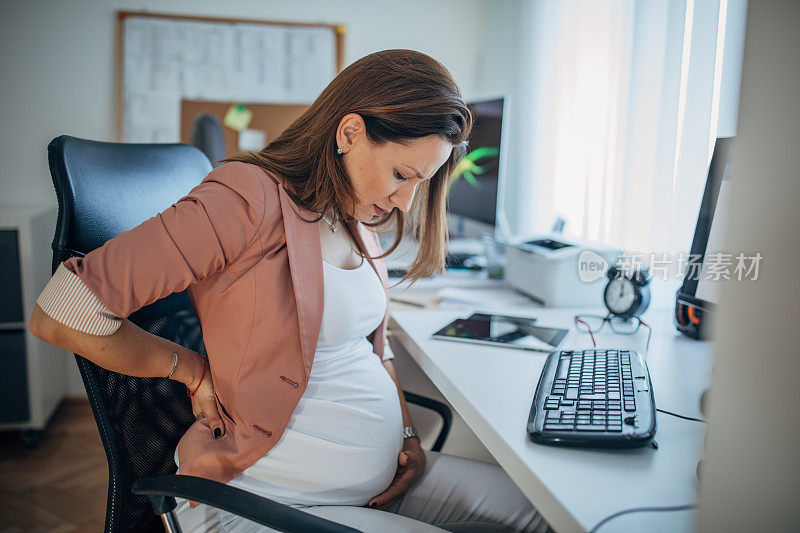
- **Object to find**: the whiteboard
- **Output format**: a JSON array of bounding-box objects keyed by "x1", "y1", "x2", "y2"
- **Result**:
[{"x1": 120, "y1": 14, "x2": 338, "y2": 143}]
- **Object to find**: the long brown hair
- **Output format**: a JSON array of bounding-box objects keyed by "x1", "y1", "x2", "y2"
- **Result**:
[{"x1": 223, "y1": 49, "x2": 473, "y2": 284}]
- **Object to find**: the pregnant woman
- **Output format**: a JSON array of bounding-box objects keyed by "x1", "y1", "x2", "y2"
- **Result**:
[{"x1": 29, "y1": 49, "x2": 551, "y2": 532}]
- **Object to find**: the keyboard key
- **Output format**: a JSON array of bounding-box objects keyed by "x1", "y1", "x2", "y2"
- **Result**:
[
  {"x1": 575, "y1": 424, "x2": 607, "y2": 431},
  {"x1": 555, "y1": 358, "x2": 570, "y2": 380},
  {"x1": 580, "y1": 393, "x2": 606, "y2": 400},
  {"x1": 544, "y1": 424, "x2": 574, "y2": 431},
  {"x1": 566, "y1": 388, "x2": 579, "y2": 400}
]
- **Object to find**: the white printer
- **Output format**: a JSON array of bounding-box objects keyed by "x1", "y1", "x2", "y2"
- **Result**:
[{"x1": 505, "y1": 235, "x2": 622, "y2": 307}]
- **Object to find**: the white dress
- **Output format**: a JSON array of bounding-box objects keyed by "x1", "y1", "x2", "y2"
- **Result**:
[{"x1": 175, "y1": 257, "x2": 404, "y2": 508}]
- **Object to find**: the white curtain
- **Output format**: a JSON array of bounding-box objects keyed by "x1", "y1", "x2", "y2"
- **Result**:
[{"x1": 503, "y1": 0, "x2": 747, "y2": 256}]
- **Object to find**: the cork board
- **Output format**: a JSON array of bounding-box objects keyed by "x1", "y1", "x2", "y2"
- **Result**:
[
  {"x1": 117, "y1": 10, "x2": 344, "y2": 142},
  {"x1": 179, "y1": 100, "x2": 308, "y2": 157}
]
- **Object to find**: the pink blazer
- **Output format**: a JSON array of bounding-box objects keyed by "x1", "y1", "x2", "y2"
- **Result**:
[{"x1": 61, "y1": 161, "x2": 391, "y2": 485}]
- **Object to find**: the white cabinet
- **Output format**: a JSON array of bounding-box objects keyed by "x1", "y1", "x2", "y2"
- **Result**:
[{"x1": 0, "y1": 204, "x2": 67, "y2": 443}]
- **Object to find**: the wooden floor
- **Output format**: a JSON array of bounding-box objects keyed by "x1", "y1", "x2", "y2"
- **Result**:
[{"x1": 0, "y1": 398, "x2": 107, "y2": 532}]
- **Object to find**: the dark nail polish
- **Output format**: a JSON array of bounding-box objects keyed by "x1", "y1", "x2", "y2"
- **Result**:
[
  {"x1": 214, "y1": 428, "x2": 221, "y2": 439},
  {"x1": 369, "y1": 502, "x2": 377, "y2": 508}
]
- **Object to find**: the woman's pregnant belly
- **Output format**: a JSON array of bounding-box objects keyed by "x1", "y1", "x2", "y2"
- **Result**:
[{"x1": 224, "y1": 344, "x2": 404, "y2": 508}]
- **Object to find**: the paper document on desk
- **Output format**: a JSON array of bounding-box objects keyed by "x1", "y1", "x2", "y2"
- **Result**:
[{"x1": 436, "y1": 287, "x2": 534, "y2": 307}]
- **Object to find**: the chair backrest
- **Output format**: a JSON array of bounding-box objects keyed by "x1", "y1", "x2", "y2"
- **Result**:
[
  {"x1": 190, "y1": 113, "x2": 226, "y2": 167},
  {"x1": 47, "y1": 135, "x2": 213, "y2": 533}
]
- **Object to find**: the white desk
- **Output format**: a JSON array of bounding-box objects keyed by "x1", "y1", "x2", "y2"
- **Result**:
[{"x1": 388, "y1": 277, "x2": 711, "y2": 533}]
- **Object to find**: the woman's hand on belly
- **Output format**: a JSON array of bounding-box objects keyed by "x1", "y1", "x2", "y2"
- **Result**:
[{"x1": 366, "y1": 437, "x2": 426, "y2": 511}]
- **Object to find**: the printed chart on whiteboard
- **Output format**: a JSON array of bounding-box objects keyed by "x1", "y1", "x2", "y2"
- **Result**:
[{"x1": 121, "y1": 15, "x2": 337, "y2": 143}]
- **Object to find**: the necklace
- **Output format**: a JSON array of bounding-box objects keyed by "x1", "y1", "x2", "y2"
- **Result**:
[{"x1": 320, "y1": 212, "x2": 339, "y2": 232}]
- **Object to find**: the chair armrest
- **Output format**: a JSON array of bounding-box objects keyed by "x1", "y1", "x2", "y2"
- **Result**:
[
  {"x1": 131, "y1": 474, "x2": 361, "y2": 533},
  {"x1": 402, "y1": 390, "x2": 452, "y2": 452}
]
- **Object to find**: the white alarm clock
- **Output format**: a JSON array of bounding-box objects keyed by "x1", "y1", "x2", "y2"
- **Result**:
[{"x1": 603, "y1": 266, "x2": 651, "y2": 318}]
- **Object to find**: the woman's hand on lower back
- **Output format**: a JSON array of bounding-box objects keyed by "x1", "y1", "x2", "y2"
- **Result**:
[
  {"x1": 184, "y1": 352, "x2": 225, "y2": 441},
  {"x1": 183, "y1": 352, "x2": 225, "y2": 510}
]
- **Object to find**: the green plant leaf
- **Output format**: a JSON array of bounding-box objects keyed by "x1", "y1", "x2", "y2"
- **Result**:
[
  {"x1": 464, "y1": 171, "x2": 481, "y2": 188},
  {"x1": 450, "y1": 146, "x2": 498, "y2": 191},
  {"x1": 452, "y1": 158, "x2": 474, "y2": 179},
  {"x1": 468, "y1": 146, "x2": 500, "y2": 162}
]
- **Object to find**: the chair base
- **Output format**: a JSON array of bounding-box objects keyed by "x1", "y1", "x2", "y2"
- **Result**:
[{"x1": 161, "y1": 510, "x2": 183, "y2": 533}]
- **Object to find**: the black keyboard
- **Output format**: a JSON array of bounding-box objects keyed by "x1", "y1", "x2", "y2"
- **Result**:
[
  {"x1": 527, "y1": 349, "x2": 656, "y2": 448},
  {"x1": 445, "y1": 252, "x2": 482, "y2": 270}
]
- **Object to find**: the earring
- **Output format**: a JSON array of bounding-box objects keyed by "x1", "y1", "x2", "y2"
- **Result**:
[{"x1": 337, "y1": 147, "x2": 343, "y2": 155}]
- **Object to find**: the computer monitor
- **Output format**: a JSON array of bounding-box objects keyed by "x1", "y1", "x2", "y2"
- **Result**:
[
  {"x1": 447, "y1": 97, "x2": 507, "y2": 238},
  {"x1": 675, "y1": 137, "x2": 734, "y2": 337}
]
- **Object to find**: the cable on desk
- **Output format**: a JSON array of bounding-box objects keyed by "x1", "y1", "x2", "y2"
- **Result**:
[
  {"x1": 590, "y1": 503, "x2": 698, "y2": 532},
  {"x1": 656, "y1": 408, "x2": 707, "y2": 423}
]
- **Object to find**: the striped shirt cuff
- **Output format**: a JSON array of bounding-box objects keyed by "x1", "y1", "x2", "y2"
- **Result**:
[{"x1": 36, "y1": 262, "x2": 123, "y2": 336}]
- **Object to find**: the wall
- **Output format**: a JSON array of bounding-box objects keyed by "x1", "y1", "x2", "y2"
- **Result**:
[
  {"x1": 0, "y1": 0, "x2": 484, "y2": 205},
  {"x1": 473, "y1": 0, "x2": 538, "y2": 238},
  {"x1": 0, "y1": 0, "x2": 486, "y2": 396},
  {"x1": 696, "y1": 1, "x2": 800, "y2": 529}
]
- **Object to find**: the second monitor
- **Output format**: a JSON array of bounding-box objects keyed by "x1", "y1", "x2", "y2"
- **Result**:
[
  {"x1": 381, "y1": 97, "x2": 508, "y2": 274},
  {"x1": 447, "y1": 97, "x2": 507, "y2": 240}
]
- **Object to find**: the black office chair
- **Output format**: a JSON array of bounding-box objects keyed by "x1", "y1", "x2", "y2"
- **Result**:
[{"x1": 46, "y1": 135, "x2": 453, "y2": 533}]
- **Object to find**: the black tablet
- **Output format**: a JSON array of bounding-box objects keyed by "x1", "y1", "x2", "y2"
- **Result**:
[{"x1": 432, "y1": 313, "x2": 568, "y2": 353}]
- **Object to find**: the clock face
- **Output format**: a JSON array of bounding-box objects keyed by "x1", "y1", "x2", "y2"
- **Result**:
[{"x1": 605, "y1": 278, "x2": 637, "y2": 315}]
